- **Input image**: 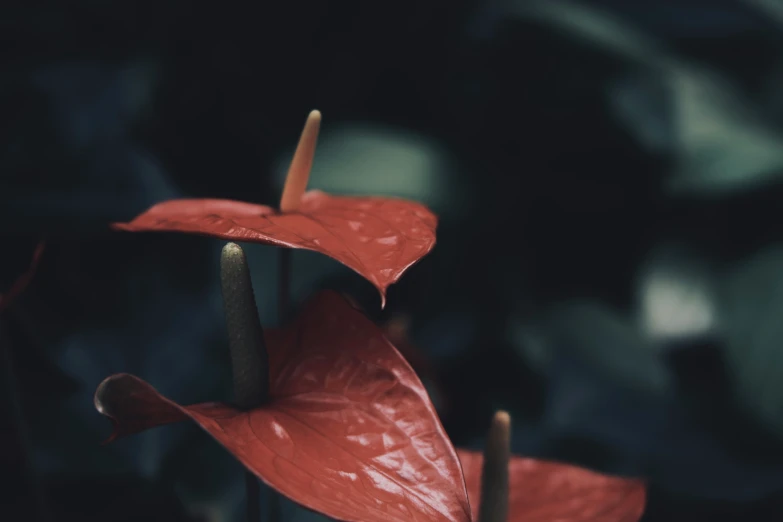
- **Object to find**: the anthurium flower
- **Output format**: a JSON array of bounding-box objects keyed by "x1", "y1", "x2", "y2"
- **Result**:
[
  {"x1": 95, "y1": 290, "x2": 471, "y2": 522},
  {"x1": 94, "y1": 288, "x2": 646, "y2": 522},
  {"x1": 111, "y1": 111, "x2": 437, "y2": 307},
  {"x1": 458, "y1": 444, "x2": 646, "y2": 522}
]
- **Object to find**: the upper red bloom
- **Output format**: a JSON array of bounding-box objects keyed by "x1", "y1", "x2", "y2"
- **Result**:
[{"x1": 112, "y1": 190, "x2": 437, "y2": 306}]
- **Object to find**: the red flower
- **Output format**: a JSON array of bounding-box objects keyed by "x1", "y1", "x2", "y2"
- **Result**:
[
  {"x1": 111, "y1": 112, "x2": 436, "y2": 306},
  {"x1": 96, "y1": 291, "x2": 471, "y2": 522},
  {"x1": 94, "y1": 291, "x2": 646, "y2": 522},
  {"x1": 458, "y1": 447, "x2": 646, "y2": 522}
]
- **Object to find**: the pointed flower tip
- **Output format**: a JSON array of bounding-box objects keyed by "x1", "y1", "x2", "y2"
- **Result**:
[
  {"x1": 99, "y1": 431, "x2": 119, "y2": 446},
  {"x1": 489, "y1": 410, "x2": 511, "y2": 446},
  {"x1": 280, "y1": 110, "x2": 322, "y2": 212},
  {"x1": 93, "y1": 375, "x2": 113, "y2": 415},
  {"x1": 493, "y1": 410, "x2": 510, "y2": 428}
]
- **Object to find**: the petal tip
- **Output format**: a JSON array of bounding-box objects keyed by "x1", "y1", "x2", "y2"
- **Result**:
[
  {"x1": 110, "y1": 222, "x2": 130, "y2": 232},
  {"x1": 93, "y1": 374, "x2": 117, "y2": 416},
  {"x1": 94, "y1": 374, "x2": 127, "y2": 445}
]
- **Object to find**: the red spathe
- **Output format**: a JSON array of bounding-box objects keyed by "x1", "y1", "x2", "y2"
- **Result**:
[
  {"x1": 112, "y1": 191, "x2": 437, "y2": 306},
  {"x1": 457, "y1": 449, "x2": 646, "y2": 522},
  {"x1": 95, "y1": 291, "x2": 470, "y2": 522}
]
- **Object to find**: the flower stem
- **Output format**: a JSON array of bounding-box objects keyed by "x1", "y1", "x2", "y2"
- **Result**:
[
  {"x1": 478, "y1": 411, "x2": 511, "y2": 522},
  {"x1": 262, "y1": 110, "x2": 322, "y2": 522},
  {"x1": 220, "y1": 242, "x2": 269, "y2": 522},
  {"x1": 277, "y1": 249, "x2": 291, "y2": 323},
  {"x1": 265, "y1": 247, "x2": 293, "y2": 522}
]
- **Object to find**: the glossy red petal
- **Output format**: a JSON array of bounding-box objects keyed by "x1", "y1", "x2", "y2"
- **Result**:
[
  {"x1": 112, "y1": 191, "x2": 437, "y2": 305},
  {"x1": 95, "y1": 291, "x2": 469, "y2": 522},
  {"x1": 457, "y1": 449, "x2": 646, "y2": 522},
  {"x1": 0, "y1": 241, "x2": 45, "y2": 314}
]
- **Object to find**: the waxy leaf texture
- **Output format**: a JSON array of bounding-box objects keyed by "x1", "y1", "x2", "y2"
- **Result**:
[
  {"x1": 112, "y1": 191, "x2": 437, "y2": 305},
  {"x1": 95, "y1": 291, "x2": 470, "y2": 522},
  {"x1": 457, "y1": 449, "x2": 646, "y2": 522}
]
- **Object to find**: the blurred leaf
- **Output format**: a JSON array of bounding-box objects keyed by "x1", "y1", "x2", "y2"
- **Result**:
[
  {"x1": 507, "y1": 0, "x2": 783, "y2": 196},
  {"x1": 0, "y1": 60, "x2": 176, "y2": 233},
  {"x1": 507, "y1": 314, "x2": 552, "y2": 374},
  {"x1": 658, "y1": 70, "x2": 783, "y2": 195},
  {"x1": 635, "y1": 245, "x2": 717, "y2": 342},
  {"x1": 722, "y1": 245, "x2": 783, "y2": 435},
  {"x1": 505, "y1": 0, "x2": 666, "y2": 63},
  {"x1": 30, "y1": 61, "x2": 157, "y2": 149},
  {"x1": 541, "y1": 300, "x2": 673, "y2": 395},
  {"x1": 742, "y1": 0, "x2": 783, "y2": 26},
  {"x1": 543, "y1": 353, "x2": 783, "y2": 501},
  {"x1": 594, "y1": 0, "x2": 764, "y2": 37}
]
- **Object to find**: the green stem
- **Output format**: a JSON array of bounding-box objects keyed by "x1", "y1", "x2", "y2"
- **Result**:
[{"x1": 264, "y1": 247, "x2": 293, "y2": 522}]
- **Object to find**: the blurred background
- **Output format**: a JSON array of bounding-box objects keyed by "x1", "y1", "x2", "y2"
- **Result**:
[{"x1": 3, "y1": 0, "x2": 783, "y2": 520}]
